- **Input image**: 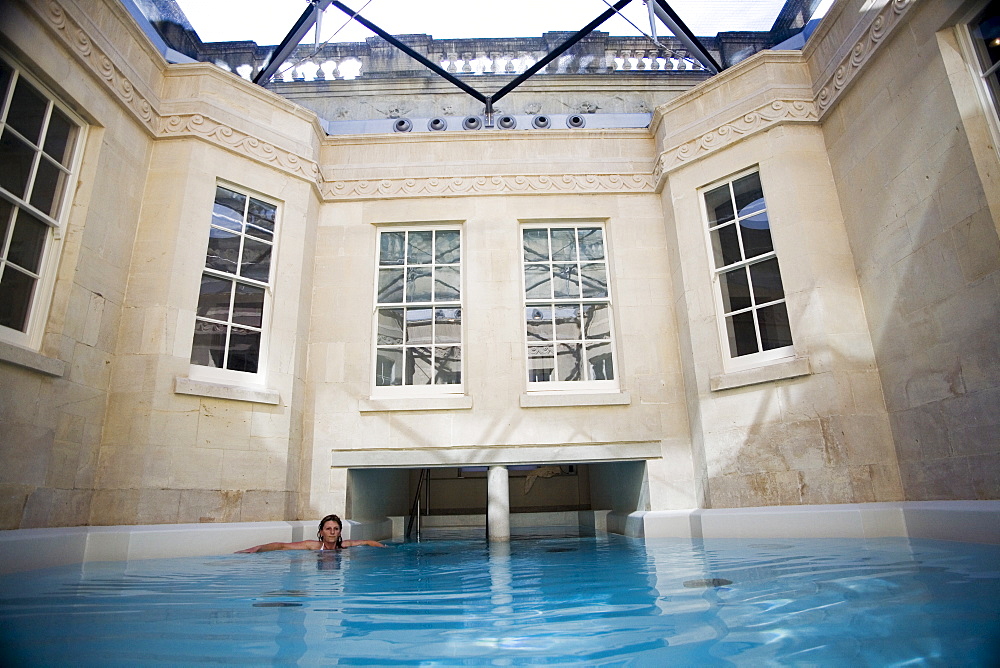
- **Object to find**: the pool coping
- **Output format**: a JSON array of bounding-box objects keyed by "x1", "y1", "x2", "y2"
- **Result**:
[{"x1": 1, "y1": 501, "x2": 997, "y2": 574}]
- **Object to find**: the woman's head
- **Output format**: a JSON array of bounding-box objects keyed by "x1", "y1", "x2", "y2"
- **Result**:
[{"x1": 317, "y1": 514, "x2": 343, "y2": 546}]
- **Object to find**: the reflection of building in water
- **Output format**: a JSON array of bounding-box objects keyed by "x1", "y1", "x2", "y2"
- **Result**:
[{"x1": 1, "y1": 0, "x2": 998, "y2": 537}]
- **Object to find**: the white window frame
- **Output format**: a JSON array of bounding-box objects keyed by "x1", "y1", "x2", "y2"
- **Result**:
[
  {"x1": 370, "y1": 224, "x2": 465, "y2": 397},
  {"x1": 520, "y1": 221, "x2": 619, "y2": 393},
  {"x1": 700, "y1": 167, "x2": 795, "y2": 372},
  {"x1": 0, "y1": 51, "x2": 86, "y2": 350},
  {"x1": 957, "y1": 1, "x2": 1000, "y2": 155},
  {"x1": 187, "y1": 182, "x2": 280, "y2": 387}
]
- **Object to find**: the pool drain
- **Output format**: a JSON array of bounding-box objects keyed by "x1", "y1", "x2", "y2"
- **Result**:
[{"x1": 683, "y1": 578, "x2": 733, "y2": 588}]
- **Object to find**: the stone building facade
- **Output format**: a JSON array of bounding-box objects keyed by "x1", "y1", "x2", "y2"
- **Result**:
[{"x1": 0, "y1": 0, "x2": 996, "y2": 534}]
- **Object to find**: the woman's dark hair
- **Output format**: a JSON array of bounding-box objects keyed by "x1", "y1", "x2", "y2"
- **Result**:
[{"x1": 317, "y1": 514, "x2": 343, "y2": 548}]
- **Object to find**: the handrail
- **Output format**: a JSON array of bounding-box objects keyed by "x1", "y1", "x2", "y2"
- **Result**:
[{"x1": 405, "y1": 468, "x2": 429, "y2": 541}]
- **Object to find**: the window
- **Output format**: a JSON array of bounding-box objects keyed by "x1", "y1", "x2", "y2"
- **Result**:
[
  {"x1": 522, "y1": 224, "x2": 616, "y2": 388},
  {"x1": 190, "y1": 185, "x2": 277, "y2": 380},
  {"x1": 702, "y1": 170, "x2": 792, "y2": 363},
  {"x1": 0, "y1": 54, "x2": 80, "y2": 345},
  {"x1": 969, "y1": 1, "x2": 1000, "y2": 120},
  {"x1": 374, "y1": 228, "x2": 462, "y2": 390}
]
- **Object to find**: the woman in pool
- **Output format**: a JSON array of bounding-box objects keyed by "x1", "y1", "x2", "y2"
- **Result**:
[{"x1": 237, "y1": 514, "x2": 386, "y2": 552}]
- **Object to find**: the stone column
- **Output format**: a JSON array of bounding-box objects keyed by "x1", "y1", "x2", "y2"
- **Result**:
[{"x1": 487, "y1": 465, "x2": 510, "y2": 542}]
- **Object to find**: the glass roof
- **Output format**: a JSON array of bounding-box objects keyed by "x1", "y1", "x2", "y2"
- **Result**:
[{"x1": 172, "y1": 0, "x2": 835, "y2": 46}]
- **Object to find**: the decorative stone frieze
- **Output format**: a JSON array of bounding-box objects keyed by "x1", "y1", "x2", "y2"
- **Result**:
[
  {"x1": 322, "y1": 173, "x2": 655, "y2": 201},
  {"x1": 653, "y1": 99, "x2": 818, "y2": 185},
  {"x1": 33, "y1": 0, "x2": 158, "y2": 133},
  {"x1": 813, "y1": 0, "x2": 914, "y2": 117},
  {"x1": 158, "y1": 114, "x2": 322, "y2": 182}
]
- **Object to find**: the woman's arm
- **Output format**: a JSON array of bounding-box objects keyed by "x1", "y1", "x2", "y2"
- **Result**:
[
  {"x1": 236, "y1": 540, "x2": 319, "y2": 553},
  {"x1": 341, "y1": 539, "x2": 387, "y2": 548}
]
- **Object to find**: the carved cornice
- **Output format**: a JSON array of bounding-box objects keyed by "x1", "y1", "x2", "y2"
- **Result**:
[
  {"x1": 159, "y1": 114, "x2": 322, "y2": 182},
  {"x1": 321, "y1": 173, "x2": 655, "y2": 200},
  {"x1": 653, "y1": 99, "x2": 818, "y2": 183},
  {"x1": 35, "y1": 0, "x2": 157, "y2": 133},
  {"x1": 814, "y1": 0, "x2": 914, "y2": 117}
]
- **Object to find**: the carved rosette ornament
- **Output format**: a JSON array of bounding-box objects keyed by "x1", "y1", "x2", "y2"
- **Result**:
[{"x1": 323, "y1": 173, "x2": 654, "y2": 200}]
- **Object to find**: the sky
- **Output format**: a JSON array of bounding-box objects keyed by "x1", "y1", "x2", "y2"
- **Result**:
[{"x1": 172, "y1": 0, "x2": 825, "y2": 46}]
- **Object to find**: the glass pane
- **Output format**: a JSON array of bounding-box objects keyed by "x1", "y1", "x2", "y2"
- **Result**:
[
  {"x1": 405, "y1": 307, "x2": 432, "y2": 345},
  {"x1": 435, "y1": 307, "x2": 461, "y2": 343},
  {"x1": 749, "y1": 258, "x2": 785, "y2": 305},
  {"x1": 587, "y1": 341, "x2": 614, "y2": 380},
  {"x1": 226, "y1": 327, "x2": 260, "y2": 373},
  {"x1": 212, "y1": 187, "x2": 245, "y2": 232},
  {"x1": 190, "y1": 320, "x2": 226, "y2": 368},
  {"x1": 377, "y1": 308, "x2": 404, "y2": 345},
  {"x1": 205, "y1": 227, "x2": 240, "y2": 275},
  {"x1": 43, "y1": 107, "x2": 74, "y2": 166},
  {"x1": 551, "y1": 229, "x2": 577, "y2": 261},
  {"x1": 552, "y1": 263, "x2": 579, "y2": 299},
  {"x1": 0, "y1": 265, "x2": 35, "y2": 331},
  {"x1": 0, "y1": 199, "x2": 12, "y2": 243},
  {"x1": 759, "y1": 302, "x2": 793, "y2": 350},
  {"x1": 8, "y1": 78, "x2": 47, "y2": 144},
  {"x1": 7, "y1": 210, "x2": 47, "y2": 273},
  {"x1": 526, "y1": 306, "x2": 553, "y2": 342},
  {"x1": 554, "y1": 304, "x2": 581, "y2": 340},
  {"x1": 29, "y1": 157, "x2": 63, "y2": 217},
  {"x1": 527, "y1": 344, "x2": 554, "y2": 382},
  {"x1": 711, "y1": 223, "x2": 741, "y2": 268},
  {"x1": 0, "y1": 61, "x2": 11, "y2": 103},
  {"x1": 434, "y1": 346, "x2": 461, "y2": 384},
  {"x1": 406, "y1": 266, "x2": 432, "y2": 302},
  {"x1": 580, "y1": 263, "x2": 607, "y2": 298},
  {"x1": 379, "y1": 231, "x2": 405, "y2": 265},
  {"x1": 582, "y1": 303, "x2": 611, "y2": 340},
  {"x1": 232, "y1": 283, "x2": 265, "y2": 328},
  {"x1": 556, "y1": 343, "x2": 582, "y2": 381},
  {"x1": 726, "y1": 311, "x2": 758, "y2": 357},
  {"x1": 246, "y1": 198, "x2": 276, "y2": 240},
  {"x1": 434, "y1": 265, "x2": 460, "y2": 301},
  {"x1": 740, "y1": 213, "x2": 773, "y2": 259},
  {"x1": 406, "y1": 346, "x2": 433, "y2": 385},
  {"x1": 524, "y1": 265, "x2": 550, "y2": 299},
  {"x1": 196, "y1": 274, "x2": 232, "y2": 321},
  {"x1": 377, "y1": 267, "x2": 404, "y2": 303},
  {"x1": 578, "y1": 228, "x2": 604, "y2": 260},
  {"x1": 407, "y1": 231, "x2": 433, "y2": 264},
  {"x1": 240, "y1": 237, "x2": 272, "y2": 282},
  {"x1": 704, "y1": 184, "x2": 734, "y2": 226},
  {"x1": 375, "y1": 348, "x2": 403, "y2": 386},
  {"x1": 720, "y1": 267, "x2": 751, "y2": 313},
  {"x1": 523, "y1": 228, "x2": 549, "y2": 262},
  {"x1": 435, "y1": 230, "x2": 460, "y2": 264},
  {"x1": 0, "y1": 129, "x2": 35, "y2": 199},
  {"x1": 733, "y1": 172, "x2": 765, "y2": 217}
]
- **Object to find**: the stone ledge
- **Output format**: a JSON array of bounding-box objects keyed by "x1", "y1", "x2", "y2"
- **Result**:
[
  {"x1": 359, "y1": 395, "x2": 473, "y2": 412},
  {"x1": 0, "y1": 341, "x2": 66, "y2": 377},
  {"x1": 520, "y1": 391, "x2": 631, "y2": 408},
  {"x1": 174, "y1": 376, "x2": 280, "y2": 404},
  {"x1": 710, "y1": 356, "x2": 810, "y2": 391}
]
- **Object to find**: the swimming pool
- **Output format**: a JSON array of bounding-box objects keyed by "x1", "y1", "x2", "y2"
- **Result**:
[{"x1": 1, "y1": 527, "x2": 998, "y2": 665}]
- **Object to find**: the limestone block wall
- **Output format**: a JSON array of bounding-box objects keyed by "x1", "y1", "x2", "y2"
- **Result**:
[
  {"x1": 653, "y1": 51, "x2": 900, "y2": 508},
  {"x1": 811, "y1": 0, "x2": 1000, "y2": 500},
  {"x1": 0, "y1": 0, "x2": 160, "y2": 528},
  {"x1": 304, "y1": 129, "x2": 696, "y2": 518}
]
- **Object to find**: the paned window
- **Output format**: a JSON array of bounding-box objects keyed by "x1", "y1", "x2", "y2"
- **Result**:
[
  {"x1": 374, "y1": 228, "x2": 462, "y2": 388},
  {"x1": 703, "y1": 170, "x2": 792, "y2": 360},
  {"x1": 190, "y1": 185, "x2": 277, "y2": 377},
  {"x1": 970, "y1": 1, "x2": 1000, "y2": 120},
  {"x1": 0, "y1": 55, "x2": 79, "y2": 342},
  {"x1": 522, "y1": 225, "x2": 616, "y2": 387}
]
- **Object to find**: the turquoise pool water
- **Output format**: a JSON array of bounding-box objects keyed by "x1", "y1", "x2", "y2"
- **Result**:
[{"x1": 1, "y1": 528, "x2": 998, "y2": 665}]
